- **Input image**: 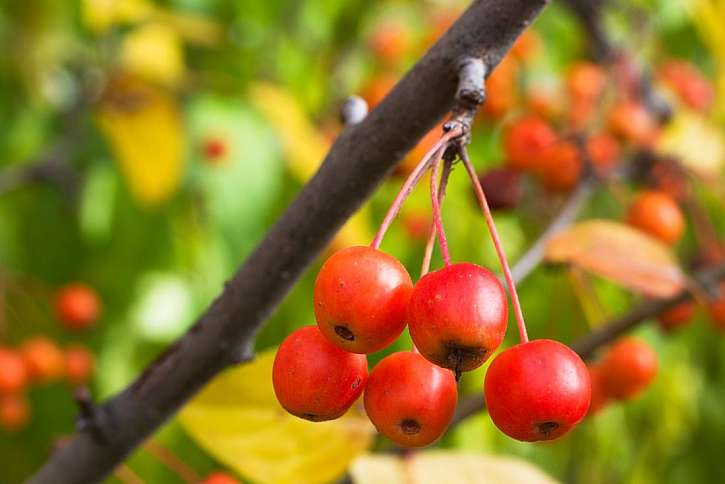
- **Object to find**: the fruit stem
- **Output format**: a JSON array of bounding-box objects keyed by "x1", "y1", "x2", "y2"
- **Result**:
[
  {"x1": 420, "y1": 158, "x2": 453, "y2": 277},
  {"x1": 370, "y1": 126, "x2": 463, "y2": 250},
  {"x1": 460, "y1": 146, "x2": 529, "y2": 343},
  {"x1": 430, "y1": 152, "x2": 452, "y2": 266}
]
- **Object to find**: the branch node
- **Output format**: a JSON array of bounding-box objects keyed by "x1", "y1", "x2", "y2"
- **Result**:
[
  {"x1": 448, "y1": 57, "x2": 487, "y2": 144},
  {"x1": 74, "y1": 387, "x2": 110, "y2": 444}
]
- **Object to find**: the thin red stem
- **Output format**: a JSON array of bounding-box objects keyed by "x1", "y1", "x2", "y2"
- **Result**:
[
  {"x1": 460, "y1": 147, "x2": 529, "y2": 343},
  {"x1": 430, "y1": 152, "x2": 452, "y2": 267},
  {"x1": 420, "y1": 158, "x2": 452, "y2": 277},
  {"x1": 370, "y1": 127, "x2": 462, "y2": 250}
]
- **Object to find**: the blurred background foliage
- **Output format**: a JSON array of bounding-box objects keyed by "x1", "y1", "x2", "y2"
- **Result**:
[{"x1": 0, "y1": 0, "x2": 724, "y2": 483}]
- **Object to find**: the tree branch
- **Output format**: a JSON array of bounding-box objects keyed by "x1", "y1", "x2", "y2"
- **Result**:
[{"x1": 28, "y1": 1, "x2": 551, "y2": 482}]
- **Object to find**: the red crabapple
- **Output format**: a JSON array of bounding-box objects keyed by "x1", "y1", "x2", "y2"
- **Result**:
[
  {"x1": 599, "y1": 337, "x2": 658, "y2": 400},
  {"x1": 484, "y1": 339, "x2": 591, "y2": 442},
  {"x1": 0, "y1": 348, "x2": 28, "y2": 394},
  {"x1": 407, "y1": 263, "x2": 508, "y2": 374},
  {"x1": 55, "y1": 283, "x2": 101, "y2": 330},
  {"x1": 364, "y1": 351, "x2": 457, "y2": 447},
  {"x1": 314, "y1": 246, "x2": 413, "y2": 354},
  {"x1": 272, "y1": 326, "x2": 367, "y2": 421}
]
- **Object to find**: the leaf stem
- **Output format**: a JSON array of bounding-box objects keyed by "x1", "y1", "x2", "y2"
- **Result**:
[{"x1": 370, "y1": 127, "x2": 462, "y2": 250}]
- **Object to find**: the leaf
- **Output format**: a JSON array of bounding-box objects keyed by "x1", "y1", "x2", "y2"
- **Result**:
[
  {"x1": 179, "y1": 348, "x2": 375, "y2": 484},
  {"x1": 544, "y1": 220, "x2": 685, "y2": 298},
  {"x1": 250, "y1": 82, "x2": 373, "y2": 248},
  {"x1": 121, "y1": 22, "x2": 185, "y2": 87},
  {"x1": 82, "y1": 0, "x2": 154, "y2": 33},
  {"x1": 350, "y1": 451, "x2": 559, "y2": 484},
  {"x1": 95, "y1": 75, "x2": 184, "y2": 207},
  {"x1": 656, "y1": 111, "x2": 725, "y2": 178},
  {"x1": 249, "y1": 82, "x2": 330, "y2": 181},
  {"x1": 187, "y1": 95, "x2": 284, "y2": 253}
]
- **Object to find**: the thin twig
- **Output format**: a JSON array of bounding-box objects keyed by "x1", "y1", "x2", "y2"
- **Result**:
[{"x1": 421, "y1": 158, "x2": 453, "y2": 278}]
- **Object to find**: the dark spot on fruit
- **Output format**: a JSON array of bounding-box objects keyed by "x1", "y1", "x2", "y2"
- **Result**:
[
  {"x1": 300, "y1": 412, "x2": 322, "y2": 422},
  {"x1": 400, "y1": 418, "x2": 421, "y2": 435},
  {"x1": 444, "y1": 342, "x2": 487, "y2": 374},
  {"x1": 351, "y1": 377, "x2": 361, "y2": 390},
  {"x1": 335, "y1": 325, "x2": 355, "y2": 341},
  {"x1": 536, "y1": 421, "x2": 560, "y2": 438}
]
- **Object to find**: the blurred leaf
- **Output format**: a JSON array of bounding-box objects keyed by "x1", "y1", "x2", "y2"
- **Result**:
[
  {"x1": 350, "y1": 451, "x2": 559, "y2": 484},
  {"x1": 82, "y1": 0, "x2": 154, "y2": 33},
  {"x1": 179, "y1": 348, "x2": 374, "y2": 484},
  {"x1": 544, "y1": 220, "x2": 685, "y2": 298},
  {"x1": 121, "y1": 22, "x2": 185, "y2": 87},
  {"x1": 187, "y1": 95, "x2": 283, "y2": 252},
  {"x1": 687, "y1": 0, "x2": 725, "y2": 118},
  {"x1": 95, "y1": 75, "x2": 184, "y2": 207},
  {"x1": 249, "y1": 82, "x2": 329, "y2": 181},
  {"x1": 79, "y1": 161, "x2": 117, "y2": 243},
  {"x1": 156, "y1": 9, "x2": 224, "y2": 47},
  {"x1": 131, "y1": 272, "x2": 193, "y2": 342},
  {"x1": 656, "y1": 111, "x2": 725, "y2": 178}
]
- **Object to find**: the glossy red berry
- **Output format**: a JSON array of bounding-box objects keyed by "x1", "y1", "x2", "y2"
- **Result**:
[
  {"x1": 627, "y1": 190, "x2": 685, "y2": 245},
  {"x1": 55, "y1": 283, "x2": 101, "y2": 330},
  {"x1": 599, "y1": 337, "x2": 658, "y2": 400},
  {"x1": 314, "y1": 246, "x2": 413, "y2": 353},
  {"x1": 273, "y1": 326, "x2": 367, "y2": 421},
  {"x1": 201, "y1": 471, "x2": 239, "y2": 484},
  {"x1": 364, "y1": 351, "x2": 457, "y2": 447},
  {"x1": 477, "y1": 167, "x2": 522, "y2": 210},
  {"x1": 657, "y1": 301, "x2": 696, "y2": 331},
  {"x1": 484, "y1": 339, "x2": 591, "y2": 442},
  {"x1": 64, "y1": 345, "x2": 95, "y2": 385},
  {"x1": 0, "y1": 348, "x2": 28, "y2": 394},
  {"x1": 503, "y1": 116, "x2": 557, "y2": 171},
  {"x1": 407, "y1": 263, "x2": 507, "y2": 373},
  {"x1": 21, "y1": 337, "x2": 65, "y2": 382}
]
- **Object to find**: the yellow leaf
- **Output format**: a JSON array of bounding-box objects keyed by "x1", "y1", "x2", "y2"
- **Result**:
[
  {"x1": 249, "y1": 83, "x2": 330, "y2": 181},
  {"x1": 544, "y1": 220, "x2": 685, "y2": 298},
  {"x1": 179, "y1": 348, "x2": 375, "y2": 484},
  {"x1": 154, "y1": 9, "x2": 225, "y2": 47},
  {"x1": 656, "y1": 111, "x2": 725, "y2": 178},
  {"x1": 350, "y1": 451, "x2": 559, "y2": 484},
  {"x1": 121, "y1": 22, "x2": 185, "y2": 87},
  {"x1": 96, "y1": 76, "x2": 184, "y2": 207},
  {"x1": 250, "y1": 82, "x2": 374, "y2": 248},
  {"x1": 82, "y1": 0, "x2": 154, "y2": 33},
  {"x1": 687, "y1": 0, "x2": 725, "y2": 117}
]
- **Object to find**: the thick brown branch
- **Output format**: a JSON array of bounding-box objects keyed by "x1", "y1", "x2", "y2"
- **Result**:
[{"x1": 27, "y1": 1, "x2": 551, "y2": 482}]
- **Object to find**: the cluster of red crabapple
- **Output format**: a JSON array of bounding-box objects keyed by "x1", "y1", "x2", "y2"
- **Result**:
[
  {"x1": 0, "y1": 283, "x2": 98, "y2": 432},
  {"x1": 272, "y1": 120, "x2": 593, "y2": 446}
]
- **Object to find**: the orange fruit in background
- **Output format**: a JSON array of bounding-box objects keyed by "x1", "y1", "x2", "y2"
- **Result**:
[
  {"x1": 658, "y1": 60, "x2": 714, "y2": 112},
  {"x1": 587, "y1": 364, "x2": 609, "y2": 416},
  {"x1": 626, "y1": 190, "x2": 685, "y2": 245},
  {"x1": 369, "y1": 22, "x2": 410, "y2": 66},
  {"x1": 0, "y1": 393, "x2": 29, "y2": 431},
  {"x1": 21, "y1": 337, "x2": 65, "y2": 383},
  {"x1": 0, "y1": 349, "x2": 28, "y2": 394},
  {"x1": 55, "y1": 283, "x2": 101, "y2": 330},
  {"x1": 587, "y1": 133, "x2": 620, "y2": 173},
  {"x1": 536, "y1": 141, "x2": 582, "y2": 192},
  {"x1": 607, "y1": 101, "x2": 658, "y2": 146},
  {"x1": 658, "y1": 301, "x2": 696, "y2": 331},
  {"x1": 360, "y1": 74, "x2": 397, "y2": 110},
  {"x1": 567, "y1": 62, "x2": 607, "y2": 101},
  {"x1": 64, "y1": 345, "x2": 95, "y2": 386},
  {"x1": 708, "y1": 282, "x2": 725, "y2": 331},
  {"x1": 599, "y1": 338, "x2": 658, "y2": 401},
  {"x1": 503, "y1": 115, "x2": 557, "y2": 171},
  {"x1": 480, "y1": 56, "x2": 520, "y2": 120},
  {"x1": 511, "y1": 30, "x2": 541, "y2": 61}
]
